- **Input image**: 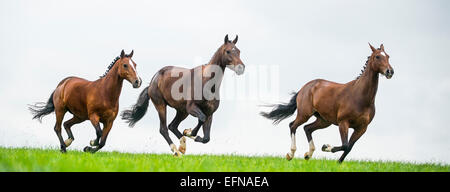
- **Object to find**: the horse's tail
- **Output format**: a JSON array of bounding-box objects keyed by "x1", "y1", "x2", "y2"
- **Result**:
[
  {"x1": 29, "y1": 91, "x2": 55, "y2": 122},
  {"x1": 121, "y1": 86, "x2": 150, "y2": 127},
  {"x1": 260, "y1": 92, "x2": 298, "y2": 124}
]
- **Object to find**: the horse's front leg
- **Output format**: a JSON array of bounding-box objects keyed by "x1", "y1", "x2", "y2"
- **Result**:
[
  {"x1": 338, "y1": 126, "x2": 367, "y2": 163},
  {"x1": 84, "y1": 120, "x2": 113, "y2": 153},
  {"x1": 184, "y1": 101, "x2": 207, "y2": 140},
  {"x1": 86, "y1": 114, "x2": 102, "y2": 148},
  {"x1": 321, "y1": 121, "x2": 351, "y2": 163},
  {"x1": 192, "y1": 116, "x2": 212, "y2": 144},
  {"x1": 183, "y1": 119, "x2": 203, "y2": 138},
  {"x1": 186, "y1": 101, "x2": 206, "y2": 122}
]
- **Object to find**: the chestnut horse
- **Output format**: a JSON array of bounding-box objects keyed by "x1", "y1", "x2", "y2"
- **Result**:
[
  {"x1": 261, "y1": 44, "x2": 394, "y2": 163},
  {"x1": 121, "y1": 35, "x2": 245, "y2": 156},
  {"x1": 29, "y1": 50, "x2": 142, "y2": 153}
]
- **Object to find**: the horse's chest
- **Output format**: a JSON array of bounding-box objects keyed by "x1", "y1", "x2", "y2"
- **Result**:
[
  {"x1": 201, "y1": 100, "x2": 220, "y2": 115},
  {"x1": 99, "y1": 109, "x2": 117, "y2": 122},
  {"x1": 89, "y1": 100, "x2": 119, "y2": 121},
  {"x1": 348, "y1": 107, "x2": 375, "y2": 128}
]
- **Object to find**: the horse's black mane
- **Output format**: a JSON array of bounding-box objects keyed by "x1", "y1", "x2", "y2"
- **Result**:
[
  {"x1": 356, "y1": 48, "x2": 381, "y2": 80},
  {"x1": 356, "y1": 56, "x2": 370, "y2": 80},
  {"x1": 99, "y1": 54, "x2": 131, "y2": 78}
]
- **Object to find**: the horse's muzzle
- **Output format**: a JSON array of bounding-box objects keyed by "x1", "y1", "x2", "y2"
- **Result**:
[
  {"x1": 384, "y1": 68, "x2": 394, "y2": 79},
  {"x1": 133, "y1": 77, "x2": 142, "y2": 88},
  {"x1": 234, "y1": 64, "x2": 245, "y2": 75}
]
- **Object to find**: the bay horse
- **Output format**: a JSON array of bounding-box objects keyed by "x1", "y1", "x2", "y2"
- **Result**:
[
  {"x1": 121, "y1": 35, "x2": 245, "y2": 156},
  {"x1": 29, "y1": 50, "x2": 142, "y2": 153},
  {"x1": 261, "y1": 44, "x2": 394, "y2": 163}
]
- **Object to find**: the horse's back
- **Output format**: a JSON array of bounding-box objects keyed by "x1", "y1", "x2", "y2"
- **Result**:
[
  {"x1": 57, "y1": 76, "x2": 92, "y2": 96},
  {"x1": 149, "y1": 66, "x2": 191, "y2": 108},
  {"x1": 297, "y1": 79, "x2": 346, "y2": 124}
]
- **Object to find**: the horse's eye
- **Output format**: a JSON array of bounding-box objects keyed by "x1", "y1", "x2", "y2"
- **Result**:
[
  {"x1": 375, "y1": 56, "x2": 380, "y2": 59},
  {"x1": 226, "y1": 50, "x2": 231, "y2": 54},
  {"x1": 123, "y1": 64, "x2": 128, "y2": 68}
]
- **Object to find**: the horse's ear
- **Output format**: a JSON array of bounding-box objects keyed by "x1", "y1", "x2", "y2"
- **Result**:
[
  {"x1": 129, "y1": 50, "x2": 134, "y2": 58},
  {"x1": 224, "y1": 34, "x2": 229, "y2": 44},
  {"x1": 380, "y1": 44, "x2": 385, "y2": 51},
  {"x1": 120, "y1": 49, "x2": 125, "y2": 58},
  {"x1": 368, "y1": 43, "x2": 377, "y2": 52},
  {"x1": 232, "y1": 35, "x2": 238, "y2": 44}
]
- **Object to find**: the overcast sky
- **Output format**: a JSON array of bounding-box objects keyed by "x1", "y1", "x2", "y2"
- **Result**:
[{"x1": 1, "y1": 0, "x2": 449, "y2": 164}]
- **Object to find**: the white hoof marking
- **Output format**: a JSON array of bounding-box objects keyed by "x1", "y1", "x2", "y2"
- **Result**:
[
  {"x1": 64, "y1": 138, "x2": 73, "y2": 147},
  {"x1": 306, "y1": 140, "x2": 315, "y2": 158},
  {"x1": 323, "y1": 144, "x2": 333, "y2": 152}
]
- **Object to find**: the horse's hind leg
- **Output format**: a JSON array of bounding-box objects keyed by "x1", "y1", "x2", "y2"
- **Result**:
[
  {"x1": 168, "y1": 110, "x2": 188, "y2": 154},
  {"x1": 303, "y1": 116, "x2": 331, "y2": 160},
  {"x1": 155, "y1": 104, "x2": 181, "y2": 157},
  {"x1": 286, "y1": 114, "x2": 310, "y2": 161},
  {"x1": 286, "y1": 118, "x2": 304, "y2": 160},
  {"x1": 63, "y1": 116, "x2": 84, "y2": 147},
  {"x1": 54, "y1": 109, "x2": 67, "y2": 153}
]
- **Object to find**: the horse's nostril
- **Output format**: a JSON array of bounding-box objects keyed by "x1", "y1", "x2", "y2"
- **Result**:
[{"x1": 386, "y1": 69, "x2": 392, "y2": 76}]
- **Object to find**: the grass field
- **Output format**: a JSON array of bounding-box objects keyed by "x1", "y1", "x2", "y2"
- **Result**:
[{"x1": 0, "y1": 147, "x2": 448, "y2": 172}]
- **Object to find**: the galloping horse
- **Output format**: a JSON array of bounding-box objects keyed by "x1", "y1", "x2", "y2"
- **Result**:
[
  {"x1": 261, "y1": 44, "x2": 394, "y2": 163},
  {"x1": 121, "y1": 35, "x2": 245, "y2": 156},
  {"x1": 29, "y1": 50, "x2": 142, "y2": 153}
]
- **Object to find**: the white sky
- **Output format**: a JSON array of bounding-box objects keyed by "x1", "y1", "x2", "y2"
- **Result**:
[{"x1": 1, "y1": 0, "x2": 449, "y2": 164}]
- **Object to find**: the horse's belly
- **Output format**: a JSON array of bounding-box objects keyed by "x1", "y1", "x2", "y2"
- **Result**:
[
  {"x1": 65, "y1": 101, "x2": 88, "y2": 119},
  {"x1": 313, "y1": 104, "x2": 339, "y2": 125},
  {"x1": 316, "y1": 111, "x2": 339, "y2": 125}
]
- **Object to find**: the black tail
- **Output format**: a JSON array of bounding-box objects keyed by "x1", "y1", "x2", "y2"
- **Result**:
[
  {"x1": 29, "y1": 91, "x2": 55, "y2": 122},
  {"x1": 260, "y1": 92, "x2": 298, "y2": 124},
  {"x1": 121, "y1": 86, "x2": 150, "y2": 127}
]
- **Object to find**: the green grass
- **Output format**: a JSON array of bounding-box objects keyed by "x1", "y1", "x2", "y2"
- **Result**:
[{"x1": 0, "y1": 147, "x2": 448, "y2": 172}]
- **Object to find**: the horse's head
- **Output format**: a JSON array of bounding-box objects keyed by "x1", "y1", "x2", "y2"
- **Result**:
[
  {"x1": 369, "y1": 43, "x2": 394, "y2": 79},
  {"x1": 221, "y1": 35, "x2": 245, "y2": 75},
  {"x1": 118, "y1": 50, "x2": 142, "y2": 88}
]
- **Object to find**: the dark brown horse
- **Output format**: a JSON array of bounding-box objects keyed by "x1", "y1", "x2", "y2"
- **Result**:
[
  {"x1": 261, "y1": 44, "x2": 394, "y2": 163},
  {"x1": 121, "y1": 35, "x2": 244, "y2": 156},
  {"x1": 29, "y1": 50, "x2": 142, "y2": 153}
]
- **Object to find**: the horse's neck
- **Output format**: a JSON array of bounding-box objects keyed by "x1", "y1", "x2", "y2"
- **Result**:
[
  {"x1": 203, "y1": 51, "x2": 226, "y2": 88},
  {"x1": 353, "y1": 66, "x2": 379, "y2": 105},
  {"x1": 100, "y1": 67, "x2": 124, "y2": 104}
]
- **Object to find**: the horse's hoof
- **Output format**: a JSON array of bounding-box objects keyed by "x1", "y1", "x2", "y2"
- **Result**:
[
  {"x1": 179, "y1": 146, "x2": 186, "y2": 154},
  {"x1": 60, "y1": 148, "x2": 67, "y2": 153},
  {"x1": 183, "y1": 129, "x2": 192, "y2": 136},
  {"x1": 90, "y1": 140, "x2": 98, "y2": 146},
  {"x1": 304, "y1": 152, "x2": 310, "y2": 160},
  {"x1": 286, "y1": 153, "x2": 293, "y2": 161},
  {"x1": 83, "y1": 146, "x2": 91, "y2": 152},
  {"x1": 173, "y1": 151, "x2": 182, "y2": 157},
  {"x1": 322, "y1": 144, "x2": 332, "y2": 152},
  {"x1": 64, "y1": 138, "x2": 73, "y2": 147}
]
